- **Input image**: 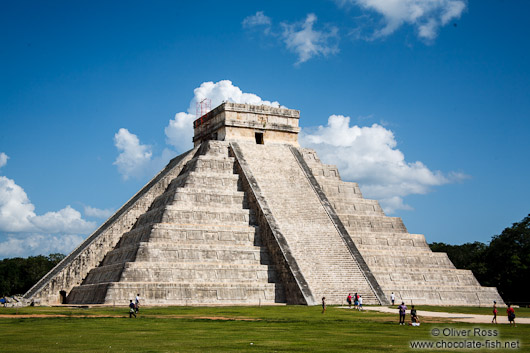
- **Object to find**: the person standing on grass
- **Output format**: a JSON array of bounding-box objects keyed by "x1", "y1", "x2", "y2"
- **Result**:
[
  {"x1": 391, "y1": 292, "x2": 395, "y2": 306},
  {"x1": 129, "y1": 300, "x2": 137, "y2": 318},
  {"x1": 347, "y1": 293, "x2": 352, "y2": 309},
  {"x1": 322, "y1": 297, "x2": 326, "y2": 314},
  {"x1": 492, "y1": 301, "x2": 498, "y2": 324},
  {"x1": 398, "y1": 302, "x2": 407, "y2": 325},
  {"x1": 507, "y1": 304, "x2": 516, "y2": 327},
  {"x1": 358, "y1": 295, "x2": 363, "y2": 311},
  {"x1": 353, "y1": 293, "x2": 359, "y2": 310},
  {"x1": 135, "y1": 294, "x2": 140, "y2": 313}
]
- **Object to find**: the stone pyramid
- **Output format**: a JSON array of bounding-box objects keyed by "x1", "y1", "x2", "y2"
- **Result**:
[{"x1": 25, "y1": 103, "x2": 504, "y2": 306}]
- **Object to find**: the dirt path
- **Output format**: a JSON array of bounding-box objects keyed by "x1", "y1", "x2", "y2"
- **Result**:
[{"x1": 359, "y1": 306, "x2": 530, "y2": 324}]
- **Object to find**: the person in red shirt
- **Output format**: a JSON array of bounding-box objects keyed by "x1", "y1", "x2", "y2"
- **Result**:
[{"x1": 507, "y1": 304, "x2": 516, "y2": 327}]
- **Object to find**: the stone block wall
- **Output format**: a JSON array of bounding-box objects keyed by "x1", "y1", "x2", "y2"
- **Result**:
[{"x1": 24, "y1": 148, "x2": 198, "y2": 304}]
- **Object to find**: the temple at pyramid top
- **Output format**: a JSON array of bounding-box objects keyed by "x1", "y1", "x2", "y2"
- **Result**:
[{"x1": 193, "y1": 102, "x2": 301, "y2": 146}]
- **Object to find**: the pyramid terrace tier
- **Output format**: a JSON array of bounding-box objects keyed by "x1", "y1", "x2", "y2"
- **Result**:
[
  {"x1": 348, "y1": 232, "x2": 430, "y2": 250},
  {"x1": 117, "y1": 223, "x2": 260, "y2": 247},
  {"x1": 68, "y1": 282, "x2": 285, "y2": 305},
  {"x1": 100, "y1": 242, "x2": 272, "y2": 267},
  {"x1": 134, "y1": 205, "x2": 256, "y2": 228},
  {"x1": 372, "y1": 268, "x2": 481, "y2": 286},
  {"x1": 82, "y1": 262, "x2": 278, "y2": 285},
  {"x1": 382, "y1": 286, "x2": 502, "y2": 306},
  {"x1": 151, "y1": 187, "x2": 249, "y2": 210}
]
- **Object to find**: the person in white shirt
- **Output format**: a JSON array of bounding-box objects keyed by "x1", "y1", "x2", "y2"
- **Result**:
[{"x1": 135, "y1": 294, "x2": 140, "y2": 313}]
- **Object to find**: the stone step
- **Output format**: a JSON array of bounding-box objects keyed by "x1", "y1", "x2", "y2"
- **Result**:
[
  {"x1": 100, "y1": 243, "x2": 270, "y2": 267},
  {"x1": 363, "y1": 253, "x2": 455, "y2": 268},
  {"x1": 83, "y1": 263, "x2": 124, "y2": 284},
  {"x1": 134, "y1": 243, "x2": 271, "y2": 265},
  {"x1": 160, "y1": 206, "x2": 255, "y2": 225},
  {"x1": 309, "y1": 165, "x2": 341, "y2": 180},
  {"x1": 120, "y1": 263, "x2": 277, "y2": 283},
  {"x1": 373, "y1": 270, "x2": 480, "y2": 286},
  {"x1": 175, "y1": 171, "x2": 241, "y2": 189},
  {"x1": 386, "y1": 288, "x2": 499, "y2": 305},
  {"x1": 317, "y1": 293, "x2": 379, "y2": 305},
  {"x1": 188, "y1": 156, "x2": 236, "y2": 174},
  {"x1": 135, "y1": 206, "x2": 255, "y2": 227},
  {"x1": 331, "y1": 201, "x2": 385, "y2": 215},
  {"x1": 356, "y1": 247, "x2": 434, "y2": 255},
  {"x1": 84, "y1": 262, "x2": 277, "y2": 285},
  {"x1": 172, "y1": 188, "x2": 247, "y2": 207},
  {"x1": 341, "y1": 216, "x2": 408, "y2": 233},
  {"x1": 351, "y1": 233, "x2": 429, "y2": 249},
  {"x1": 68, "y1": 281, "x2": 284, "y2": 305},
  {"x1": 117, "y1": 223, "x2": 259, "y2": 247},
  {"x1": 151, "y1": 187, "x2": 247, "y2": 210}
]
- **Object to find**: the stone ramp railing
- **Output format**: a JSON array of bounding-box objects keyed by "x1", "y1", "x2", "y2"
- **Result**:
[{"x1": 24, "y1": 148, "x2": 198, "y2": 304}]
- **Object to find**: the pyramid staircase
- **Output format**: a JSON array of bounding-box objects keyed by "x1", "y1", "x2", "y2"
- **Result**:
[
  {"x1": 67, "y1": 141, "x2": 284, "y2": 305},
  {"x1": 232, "y1": 142, "x2": 383, "y2": 305}
]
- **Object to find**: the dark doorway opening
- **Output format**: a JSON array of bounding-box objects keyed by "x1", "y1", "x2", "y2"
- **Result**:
[
  {"x1": 255, "y1": 132, "x2": 264, "y2": 144},
  {"x1": 59, "y1": 290, "x2": 67, "y2": 304}
]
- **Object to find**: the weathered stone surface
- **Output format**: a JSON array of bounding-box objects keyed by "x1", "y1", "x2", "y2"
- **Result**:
[
  {"x1": 26, "y1": 102, "x2": 504, "y2": 306},
  {"x1": 300, "y1": 147, "x2": 504, "y2": 306},
  {"x1": 64, "y1": 140, "x2": 284, "y2": 305}
]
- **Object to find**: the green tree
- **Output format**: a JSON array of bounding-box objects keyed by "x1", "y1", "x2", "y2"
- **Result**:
[
  {"x1": 430, "y1": 214, "x2": 530, "y2": 305},
  {"x1": 0, "y1": 253, "x2": 65, "y2": 297},
  {"x1": 485, "y1": 214, "x2": 530, "y2": 304},
  {"x1": 430, "y1": 241, "x2": 489, "y2": 285}
]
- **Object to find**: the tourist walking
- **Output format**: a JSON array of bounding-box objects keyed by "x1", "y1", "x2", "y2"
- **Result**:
[
  {"x1": 347, "y1": 293, "x2": 352, "y2": 309},
  {"x1": 358, "y1": 295, "x2": 363, "y2": 311},
  {"x1": 507, "y1": 304, "x2": 516, "y2": 327},
  {"x1": 322, "y1": 297, "x2": 326, "y2": 314},
  {"x1": 398, "y1": 302, "x2": 407, "y2": 325},
  {"x1": 391, "y1": 292, "x2": 395, "y2": 306},
  {"x1": 353, "y1": 293, "x2": 359, "y2": 310},
  {"x1": 129, "y1": 300, "x2": 137, "y2": 318},
  {"x1": 492, "y1": 301, "x2": 498, "y2": 324},
  {"x1": 135, "y1": 293, "x2": 140, "y2": 313}
]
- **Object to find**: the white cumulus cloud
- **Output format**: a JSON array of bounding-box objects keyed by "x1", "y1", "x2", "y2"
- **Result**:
[
  {"x1": 0, "y1": 164, "x2": 97, "y2": 258},
  {"x1": 0, "y1": 153, "x2": 8, "y2": 168},
  {"x1": 341, "y1": 0, "x2": 466, "y2": 40},
  {"x1": 300, "y1": 114, "x2": 467, "y2": 213},
  {"x1": 113, "y1": 128, "x2": 153, "y2": 180},
  {"x1": 242, "y1": 11, "x2": 339, "y2": 65},
  {"x1": 164, "y1": 112, "x2": 195, "y2": 152},
  {"x1": 0, "y1": 176, "x2": 36, "y2": 232},
  {"x1": 281, "y1": 14, "x2": 339, "y2": 65},
  {"x1": 0, "y1": 176, "x2": 96, "y2": 234},
  {"x1": 242, "y1": 11, "x2": 272, "y2": 33},
  {"x1": 0, "y1": 233, "x2": 84, "y2": 259}
]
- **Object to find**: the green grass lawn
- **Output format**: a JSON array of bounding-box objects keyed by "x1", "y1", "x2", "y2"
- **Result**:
[{"x1": 0, "y1": 306, "x2": 527, "y2": 352}]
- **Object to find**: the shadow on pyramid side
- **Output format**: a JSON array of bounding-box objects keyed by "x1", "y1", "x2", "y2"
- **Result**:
[{"x1": 25, "y1": 103, "x2": 504, "y2": 306}]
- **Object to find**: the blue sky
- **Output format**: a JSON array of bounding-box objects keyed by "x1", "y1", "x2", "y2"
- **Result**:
[{"x1": 1, "y1": 0, "x2": 529, "y2": 259}]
